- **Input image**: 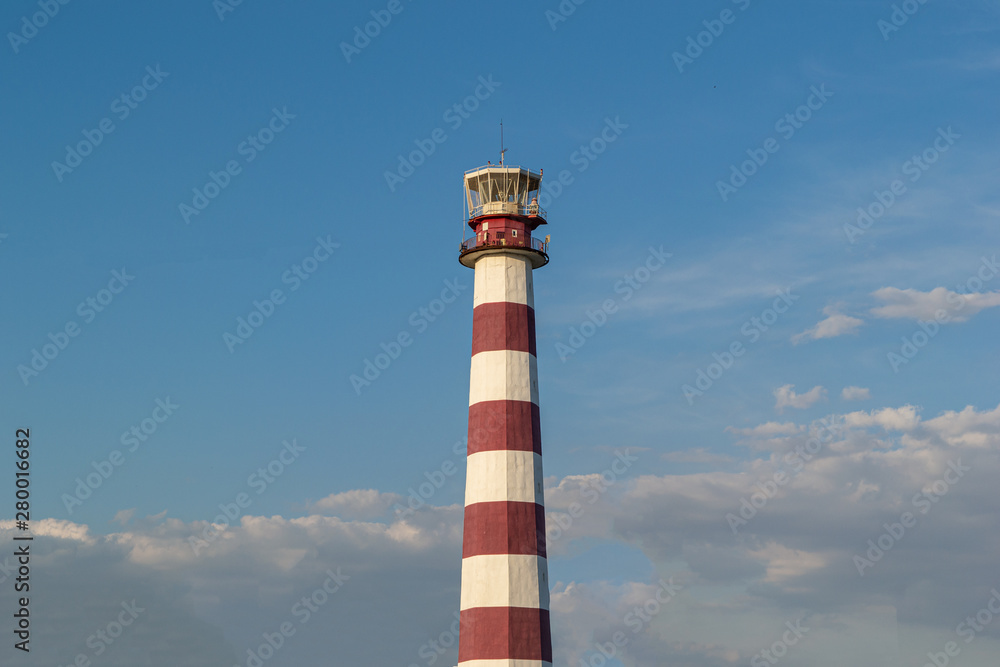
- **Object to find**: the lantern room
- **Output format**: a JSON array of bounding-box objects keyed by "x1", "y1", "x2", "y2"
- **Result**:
[
  {"x1": 464, "y1": 165, "x2": 547, "y2": 225},
  {"x1": 459, "y1": 165, "x2": 549, "y2": 269}
]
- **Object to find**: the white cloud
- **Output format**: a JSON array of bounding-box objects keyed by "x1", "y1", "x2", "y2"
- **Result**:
[
  {"x1": 112, "y1": 508, "x2": 136, "y2": 525},
  {"x1": 0, "y1": 505, "x2": 466, "y2": 667},
  {"x1": 844, "y1": 405, "x2": 921, "y2": 431},
  {"x1": 306, "y1": 488, "x2": 403, "y2": 519},
  {"x1": 792, "y1": 305, "x2": 864, "y2": 344},
  {"x1": 726, "y1": 422, "x2": 803, "y2": 437},
  {"x1": 870, "y1": 286, "x2": 1000, "y2": 322},
  {"x1": 922, "y1": 403, "x2": 1000, "y2": 448},
  {"x1": 604, "y1": 403, "x2": 1000, "y2": 665},
  {"x1": 746, "y1": 541, "x2": 827, "y2": 583},
  {"x1": 550, "y1": 579, "x2": 743, "y2": 667},
  {"x1": 842, "y1": 386, "x2": 872, "y2": 401},
  {"x1": 773, "y1": 384, "x2": 827, "y2": 413}
]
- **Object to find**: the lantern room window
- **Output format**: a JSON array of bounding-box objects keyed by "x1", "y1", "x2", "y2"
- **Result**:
[{"x1": 463, "y1": 165, "x2": 547, "y2": 222}]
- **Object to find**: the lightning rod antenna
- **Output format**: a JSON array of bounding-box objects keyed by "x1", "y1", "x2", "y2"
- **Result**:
[{"x1": 500, "y1": 120, "x2": 506, "y2": 166}]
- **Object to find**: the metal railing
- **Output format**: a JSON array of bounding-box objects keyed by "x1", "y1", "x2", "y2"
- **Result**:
[
  {"x1": 460, "y1": 236, "x2": 547, "y2": 254},
  {"x1": 469, "y1": 202, "x2": 547, "y2": 220}
]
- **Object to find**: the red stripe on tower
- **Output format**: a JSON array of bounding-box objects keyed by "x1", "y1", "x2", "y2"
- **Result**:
[
  {"x1": 463, "y1": 501, "x2": 547, "y2": 558},
  {"x1": 472, "y1": 301, "x2": 537, "y2": 356},
  {"x1": 467, "y1": 400, "x2": 542, "y2": 455},
  {"x1": 458, "y1": 607, "x2": 553, "y2": 663}
]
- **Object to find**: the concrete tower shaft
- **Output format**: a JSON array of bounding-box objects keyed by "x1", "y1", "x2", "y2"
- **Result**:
[
  {"x1": 458, "y1": 164, "x2": 552, "y2": 667},
  {"x1": 459, "y1": 253, "x2": 552, "y2": 666}
]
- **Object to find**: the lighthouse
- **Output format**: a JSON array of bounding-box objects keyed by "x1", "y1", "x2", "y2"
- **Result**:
[{"x1": 457, "y1": 162, "x2": 552, "y2": 666}]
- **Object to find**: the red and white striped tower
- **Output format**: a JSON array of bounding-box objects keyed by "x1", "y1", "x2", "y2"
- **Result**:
[{"x1": 457, "y1": 163, "x2": 552, "y2": 667}]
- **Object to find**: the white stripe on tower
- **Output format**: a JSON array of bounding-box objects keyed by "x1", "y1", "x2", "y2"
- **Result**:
[
  {"x1": 468, "y1": 351, "x2": 538, "y2": 405},
  {"x1": 464, "y1": 451, "x2": 543, "y2": 505},
  {"x1": 473, "y1": 254, "x2": 535, "y2": 308},
  {"x1": 460, "y1": 554, "x2": 550, "y2": 609},
  {"x1": 459, "y1": 252, "x2": 552, "y2": 666}
]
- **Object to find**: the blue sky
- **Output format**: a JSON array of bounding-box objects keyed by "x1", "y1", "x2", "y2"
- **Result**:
[{"x1": 2, "y1": 1, "x2": 1000, "y2": 666}]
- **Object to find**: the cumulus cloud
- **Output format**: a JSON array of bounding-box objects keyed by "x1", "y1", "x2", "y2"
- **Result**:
[
  {"x1": 842, "y1": 386, "x2": 872, "y2": 401},
  {"x1": 550, "y1": 579, "x2": 743, "y2": 667},
  {"x1": 843, "y1": 405, "x2": 920, "y2": 431},
  {"x1": 305, "y1": 488, "x2": 403, "y2": 519},
  {"x1": 792, "y1": 304, "x2": 865, "y2": 344},
  {"x1": 0, "y1": 504, "x2": 466, "y2": 667},
  {"x1": 773, "y1": 384, "x2": 827, "y2": 413},
  {"x1": 870, "y1": 286, "x2": 1000, "y2": 322},
  {"x1": 607, "y1": 403, "x2": 1000, "y2": 666}
]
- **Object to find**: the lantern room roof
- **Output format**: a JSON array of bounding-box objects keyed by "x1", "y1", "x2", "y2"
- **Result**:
[{"x1": 464, "y1": 165, "x2": 541, "y2": 181}]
